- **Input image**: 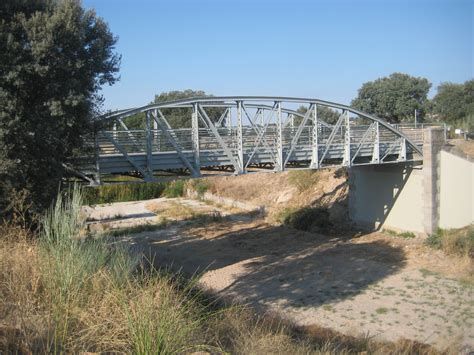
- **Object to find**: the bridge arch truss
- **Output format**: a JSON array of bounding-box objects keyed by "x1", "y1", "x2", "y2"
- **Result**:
[{"x1": 85, "y1": 96, "x2": 429, "y2": 183}]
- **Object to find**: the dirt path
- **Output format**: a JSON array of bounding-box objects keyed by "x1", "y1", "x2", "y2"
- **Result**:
[{"x1": 87, "y1": 198, "x2": 474, "y2": 352}]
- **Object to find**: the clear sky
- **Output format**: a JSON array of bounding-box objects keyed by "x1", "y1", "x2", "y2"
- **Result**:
[{"x1": 82, "y1": 0, "x2": 473, "y2": 111}]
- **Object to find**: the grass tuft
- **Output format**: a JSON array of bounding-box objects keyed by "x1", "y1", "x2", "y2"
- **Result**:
[
  {"x1": 162, "y1": 180, "x2": 186, "y2": 198},
  {"x1": 426, "y1": 226, "x2": 474, "y2": 258},
  {"x1": 287, "y1": 170, "x2": 321, "y2": 192},
  {"x1": 384, "y1": 229, "x2": 416, "y2": 239}
]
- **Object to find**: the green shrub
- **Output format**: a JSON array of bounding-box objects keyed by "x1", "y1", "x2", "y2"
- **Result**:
[
  {"x1": 278, "y1": 206, "x2": 331, "y2": 232},
  {"x1": 384, "y1": 229, "x2": 416, "y2": 239},
  {"x1": 287, "y1": 170, "x2": 320, "y2": 192},
  {"x1": 191, "y1": 179, "x2": 210, "y2": 197},
  {"x1": 426, "y1": 226, "x2": 474, "y2": 258},
  {"x1": 425, "y1": 229, "x2": 443, "y2": 249},
  {"x1": 162, "y1": 180, "x2": 185, "y2": 198},
  {"x1": 83, "y1": 182, "x2": 167, "y2": 204}
]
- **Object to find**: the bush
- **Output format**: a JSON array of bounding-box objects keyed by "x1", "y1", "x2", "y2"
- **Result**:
[
  {"x1": 162, "y1": 180, "x2": 186, "y2": 198},
  {"x1": 287, "y1": 170, "x2": 320, "y2": 192},
  {"x1": 426, "y1": 226, "x2": 474, "y2": 258},
  {"x1": 83, "y1": 182, "x2": 170, "y2": 204},
  {"x1": 191, "y1": 179, "x2": 210, "y2": 197},
  {"x1": 278, "y1": 206, "x2": 331, "y2": 232},
  {"x1": 425, "y1": 230, "x2": 442, "y2": 249}
]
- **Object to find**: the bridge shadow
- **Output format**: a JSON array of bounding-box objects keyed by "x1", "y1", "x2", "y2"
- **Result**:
[{"x1": 131, "y1": 215, "x2": 407, "y2": 312}]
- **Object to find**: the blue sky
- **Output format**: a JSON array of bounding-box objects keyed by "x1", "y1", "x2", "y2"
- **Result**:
[{"x1": 83, "y1": 0, "x2": 473, "y2": 111}]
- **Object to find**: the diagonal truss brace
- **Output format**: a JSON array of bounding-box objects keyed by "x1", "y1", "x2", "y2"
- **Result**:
[
  {"x1": 318, "y1": 111, "x2": 346, "y2": 166},
  {"x1": 351, "y1": 122, "x2": 376, "y2": 164},
  {"x1": 284, "y1": 104, "x2": 314, "y2": 167},
  {"x1": 116, "y1": 118, "x2": 144, "y2": 152},
  {"x1": 197, "y1": 105, "x2": 243, "y2": 173},
  {"x1": 102, "y1": 131, "x2": 153, "y2": 181},
  {"x1": 153, "y1": 109, "x2": 200, "y2": 177},
  {"x1": 381, "y1": 137, "x2": 404, "y2": 162},
  {"x1": 242, "y1": 104, "x2": 277, "y2": 168}
]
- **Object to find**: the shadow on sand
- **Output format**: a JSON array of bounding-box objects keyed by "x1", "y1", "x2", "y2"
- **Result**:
[{"x1": 127, "y1": 213, "x2": 407, "y2": 311}]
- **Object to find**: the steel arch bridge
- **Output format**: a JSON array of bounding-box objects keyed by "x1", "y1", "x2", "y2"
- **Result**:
[{"x1": 80, "y1": 96, "x2": 435, "y2": 183}]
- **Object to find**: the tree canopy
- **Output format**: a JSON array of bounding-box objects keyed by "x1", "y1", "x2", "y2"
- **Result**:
[
  {"x1": 0, "y1": 0, "x2": 120, "y2": 215},
  {"x1": 351, "y1": 73, "x2": 431, "y2": 123},
  {"x1": 431, "y1": 80, "x2": 474, "y2": 129},
  {"x1": 294, "y1": 105, "x2": 341, "y2": 125}
]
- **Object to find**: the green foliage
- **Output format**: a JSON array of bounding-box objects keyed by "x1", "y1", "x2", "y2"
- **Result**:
[
  {"x1": 432, "y1": 80, "x2": 474, "y2": 128},
  {"x1": 162, "y1": 180, "x2": 186, "y2": 198},
  {"x1": 190, "y1": 179, "x2": 210, "y2": 197},
  {"x1": 39, "y1": 185, "x2": 203, "y2": 352},
  {"x1": 425, "y1": 229, "x2": 443, "y2": 249},
  {"x1": 84, "y1": 182, "x2": 167, "y2": 204},
  {"x1": 287, "y1": 170, "x2": 320, "y2": 192},
  {"x1": 384, "y1": 229, "x2": 416, "y2": 239},
  {"x1": 294, "y1": 105, "x2": 340, "y2": 125},
  {"x1": 0, "y1": 0, "x2": 120, "y2": 215},
  {"x1": 426, "y1": 226, "x2": 474, "y2": 258},
  {"x1": 278, "y1": 206, "x2": 331, "y2": 232},
  {"x1": 351, "y1": 73, "x2": 431, "y2": 123}
]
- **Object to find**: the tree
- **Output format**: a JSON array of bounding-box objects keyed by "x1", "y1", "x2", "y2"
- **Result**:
[
  {"x1": 294, "y1": 105, "x2": 341, "y2": 125},
  {"x1": 351, "y1": 73, "x2": 431, "y2": 123},
  {"x1": 0, "y1": 0, "x2": 120, "y2": 215},
  {"x1": 123, "y1": 89, "x2": 225, "y2": 129},
  {"x1": 432, "y1": 80, "x2": 474, "y2": 128}
]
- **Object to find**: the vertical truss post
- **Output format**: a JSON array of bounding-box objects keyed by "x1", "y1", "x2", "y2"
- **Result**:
[
  {"x1": 310, "y1": 104, "x2": 319, "y2": 169},
  {"x1": 236, "y1": 101, "x2": 244, "y2": 173},
  {"x1": 372, "y1": 121, "x2": 380, "y2": 163},
  {"x1": 276, "y1": 101, "x2": 284, "y2": 171},
  {"x1": 145, "y1": 110, "x2": 154, "y2": 180},
  {"x1": 112, "y1": 121, "x2": 117, "y2": 140},
  {"x1": 398, "y1": 138, "x2": 407, "y2": 161},
  {"x1": 343, "y1": 110, "x2": 351, "y2": 166},
  {"x1": 94, "y1": 130, "x2": 101, "y2": 185},
  {"x1": 153, "y1": 113, "x2": 159, "y2": 151},
  {"x1": 191, "y1": 103, "x2": 201, "y2": 176},
  {"x1": 226, "y1": 107, "x2": 232, "y2": 135}
]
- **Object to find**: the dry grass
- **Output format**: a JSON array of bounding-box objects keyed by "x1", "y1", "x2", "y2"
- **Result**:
[{"x1": 0, "y1": 187, "x2": 447, "y2": 354}]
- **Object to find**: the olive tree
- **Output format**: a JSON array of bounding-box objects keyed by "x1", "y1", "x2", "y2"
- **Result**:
[
  {"x1": 351, "y1": 73, "x2": 431, "y2": 123},
  {"x1": 0, "y1": 0, "x2": 120, "y2": 215}
]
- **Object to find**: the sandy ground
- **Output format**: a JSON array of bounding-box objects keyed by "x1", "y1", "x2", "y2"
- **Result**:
[
  {"x1": 86, "y1": 198, "x2": 473, "y2": 352},
  {"x1": 449, "y1": 139, "x2": 474, "y2": 157}
]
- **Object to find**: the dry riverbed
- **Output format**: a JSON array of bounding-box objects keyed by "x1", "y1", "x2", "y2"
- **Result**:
[{"x1": 85, "y1": 198, "x2": 474, "y2": 353}]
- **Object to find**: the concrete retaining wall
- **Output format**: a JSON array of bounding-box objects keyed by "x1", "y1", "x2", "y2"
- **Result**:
[{"x1": 439, "y1": 149, "x2": 473, "y2": 228}]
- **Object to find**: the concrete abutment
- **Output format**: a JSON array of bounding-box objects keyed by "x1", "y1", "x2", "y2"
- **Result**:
[{"x1": 349, "y1": 128, "x2": 472, "y2": 234}]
